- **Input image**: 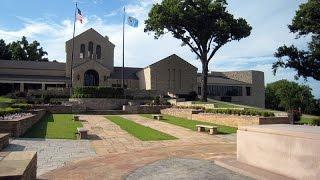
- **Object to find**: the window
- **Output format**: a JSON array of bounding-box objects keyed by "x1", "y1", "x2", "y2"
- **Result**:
[
  {"x1": 80, "y1": 44, "x2": 85, "y2": 59},
  {"x1": 246, "y1": 87, "x2": 251, "y2": 96},
  {"x1": 207, "y1": 85, "x2": 243, "y2": 96},
  {"x1": 88, "y1": 41, "x2": 93, "y2": 59},
  {"x1": 96, "y1": 45, "x2": 101, "y2": 59}
]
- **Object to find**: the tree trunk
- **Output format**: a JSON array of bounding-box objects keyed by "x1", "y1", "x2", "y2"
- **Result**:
[{"x1": 201, "y1": 61, "x2": 208, "y2": 102}]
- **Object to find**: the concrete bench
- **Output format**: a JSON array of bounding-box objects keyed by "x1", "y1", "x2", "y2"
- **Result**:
[
  {"x1": 77, "y1": 127, "x2": 88, "y2": 139},
  {"x1": 74, "y1": 115, "x2": 80, "y2": 121},
  {"x1": 0, "y1": 151, "x2": 37, "y2": 179},
  {"x1": 0, "y1": 133, "x2": 9, "y2": 150},
  {"x1": 152, "y1": 114, "x2": 163, "y2": 120},
  {"x1": 196, "y1": 125, "x2": 218, "y2": 135}
]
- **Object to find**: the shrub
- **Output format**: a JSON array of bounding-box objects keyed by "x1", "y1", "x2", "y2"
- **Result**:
[
  {"x1": 309, "y1": 118, "x2": 320, "y2": 126},
  {"x1": 0, "y1": 107, "x2": 22, "y2": 117},
  {"x1": 205, "y1": 108, "x2": 275, "y2": 117},
  {"x1": 72, "y1": 87, "x2": 124, "y2": 98},
  {"x1": 11, "y1": 103, "x2": 32, "y2": 110}
]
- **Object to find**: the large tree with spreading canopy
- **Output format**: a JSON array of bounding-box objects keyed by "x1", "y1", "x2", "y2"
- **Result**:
[
  {"x1": 144, "y1": 0, "x2": 252, "y2": 101},
  {"x1": 273, "y1": 0, "x2": 320, "y2": 80}
]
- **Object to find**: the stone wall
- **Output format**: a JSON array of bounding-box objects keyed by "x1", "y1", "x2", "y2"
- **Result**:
[
  {"x1": 69, "y1": 98, "x2": 128, "y2": 110},
  {"x1": 237, "y1": 125, "x2": 320, "y2": 179},
  {"x1": 34, "y1": 105, "x2": 73, "y2": 114},
  {"x1": 0, "y1": 151, "x2": 37, "y2": 179},
  {"x1": 0, "y1": 109, "x2": 46, "y2": 137},
  {"x1": 123, "y1": 105, "x2": 171, "y2": 114},
  {"x1": 161, "y1": 108, "x2": 289, "y2": 128},
  {"x1": 0, "y1": 133, "x2": 9, "y2": 150}
]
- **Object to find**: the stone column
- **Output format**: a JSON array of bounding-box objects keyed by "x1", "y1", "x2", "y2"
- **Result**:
[
  {"x1": 42, "y1": 83, "x2": 46, "y2": 90},
  {"x1": 20, "y1": 83, "x2": 24, "y2": 92}
]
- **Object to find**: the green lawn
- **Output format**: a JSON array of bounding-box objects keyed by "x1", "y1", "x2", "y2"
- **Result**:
[
  {"x1": 140, "y1": 114, "x2": 237, "y2": 134},
  {"x1": 299, "y1": 116, "x2": 320, "y2": 125},
  {"x1": 106, "y1": 115, "x2": 177, "y2": 141},
  {"x1": 24, "y1": 114, "x2": 82, "y2": 139},
  {"x1": 0, "y1": 96, "x2": 14, "y2": 103}
]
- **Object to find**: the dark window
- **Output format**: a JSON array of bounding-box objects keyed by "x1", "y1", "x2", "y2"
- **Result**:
[
  {"x1": 96, "y1": 45, "x2": 101, "y2": 59},
  {"x1": 246, "y1": 87, "x2": 251, "y2": 96},
  {"x1": 80, "y1": 44, "x2": 85, "y2": 59},
  {"x1": 84, "y1": 70, "x2": 99, "y2": 86},
  {"x1": 207, "y1": 85, "x2": 243, "y2": 96},
  {"x1": 88, "y1": 41, "x2": 93, "y2": 59}
]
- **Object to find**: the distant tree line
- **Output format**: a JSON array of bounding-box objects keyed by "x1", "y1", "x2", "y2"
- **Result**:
[
  {"x1": 0, "y1": 36, "x2": 48, "y2": 61},
  {"x1": 266, "y1": 80, "x2": 319, "y2": 115}
]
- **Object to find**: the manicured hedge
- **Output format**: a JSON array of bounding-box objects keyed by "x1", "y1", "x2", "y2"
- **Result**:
[
  {"x1": 72, "y1": 87, "x2": 124, "y2": 98},
  {"x1": 0, "y1": 107, "x2": 22, "y2": 117},
  {"x1": 205, "y1": 108, "x2": 275, "y2": 117},
  {"x1": 11, "y1": 103, "x2": 32, "y2": 110}
]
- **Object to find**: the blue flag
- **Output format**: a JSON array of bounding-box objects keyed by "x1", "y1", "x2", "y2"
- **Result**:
[{"x1": 127, "y1": 16, "x2": 138, "y2": 27}]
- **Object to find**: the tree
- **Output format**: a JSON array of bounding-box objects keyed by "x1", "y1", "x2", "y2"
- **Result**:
[
  {"x1": 0, "y1": 39, "x2": 11, "y2": 60},
  {"x1": 144, "y1": 0, "x2": 252, "y2": 101},
  {"x1": 0, "y1": 36, "x2": 49, "y2": 61},
  {"x1": 265, "y1": 80, "x2": 316, "y2": 114},
  {"x1": 273, "y1": 0, "x2": 320, "y2": 80}
]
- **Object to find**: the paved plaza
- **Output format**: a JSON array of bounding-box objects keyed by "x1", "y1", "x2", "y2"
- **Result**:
[
  {"x1": 3, "y1": 138, "x2": 96, "y2": 175},
  {"x1": 2, "y1": 114, "x2": 241, "y2": 179},
  {"x1": 126, "y1": 157, "x2": 252, "y2": 180}
]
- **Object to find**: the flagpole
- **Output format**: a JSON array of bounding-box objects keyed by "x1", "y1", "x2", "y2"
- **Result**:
[
  {"x1": 122, "y1": 6, "x2": 125, "y2": 89},
  {"x1": 70, "y1": 2, "x2": 77, "y2": 95}
]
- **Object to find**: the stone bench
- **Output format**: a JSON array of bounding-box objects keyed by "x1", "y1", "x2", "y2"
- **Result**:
[
  {"x1": 77, "y1": 127, "x2": 88, "y2": 139},
  {"x1": 152, "y1": 114, "x2": 163, "y2": 120},
  {"x1": 0, "y1": 151, "x2": 37, "y2": 179},
  {"x1": 196, "y1": 125, "x2": 218, "y2": 135},
  {"x1": 0, "y1": 133, "x2": 9, "y2": 150},
  {"x1": 74, "y1": 115, "x2": 80, "y2": 121}
]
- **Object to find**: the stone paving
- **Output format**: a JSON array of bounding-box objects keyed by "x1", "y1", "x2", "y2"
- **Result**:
[
  {"x1": 80, "y1": 114, "x2": 235, "y2": 156},
  {"x1": 3, "y1": 138, "x2": 96, "y2": 175},
  {"x1": 41, "y1": 114, "x2": 238, "y2": 179},
  {"x1": 126, "y1": 157, "x2": 252, "y2": 180}
]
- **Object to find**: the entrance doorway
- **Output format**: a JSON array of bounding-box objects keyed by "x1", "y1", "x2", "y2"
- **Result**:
[{"x1": 84, "y1": 70, "x2": 99, "y2": 86}]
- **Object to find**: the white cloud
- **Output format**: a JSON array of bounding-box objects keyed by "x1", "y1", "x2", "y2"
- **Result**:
[{"x1": 0, "y1": 0, "x2": 318, "y2": 98}]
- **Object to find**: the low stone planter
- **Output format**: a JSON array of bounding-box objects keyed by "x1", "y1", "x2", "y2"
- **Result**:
[
  {"x1": 0, "y1": 133, "x2": 9, "y2": 150},
  {"x1": 0, "y1": 109, "x2": 46, "y2": 137},
  {"x1": 161, "y1": 108, "x2": 290, "y2": 128}
]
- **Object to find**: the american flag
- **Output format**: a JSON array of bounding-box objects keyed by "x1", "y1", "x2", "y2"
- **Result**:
[{"x1": 76, "y1": 8, "x2": 83, "y2": 23}]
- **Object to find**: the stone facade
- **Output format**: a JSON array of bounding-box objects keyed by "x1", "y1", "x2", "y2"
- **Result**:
[
  {"x1": 0, "y1": 27, "x2": 266, "y2": 108},
  {"x1": 199, "y1": 70, "x2": 265, "y2": 108},
  {"x1": 161, "y1": 108, "x2": 289, "y2": 128},
  {"x1": 140, "y1": 54, "x2": 198, "y2": 94},
  {"x1": 0, "y1": 109, "x2": 47, "y2": 137}
]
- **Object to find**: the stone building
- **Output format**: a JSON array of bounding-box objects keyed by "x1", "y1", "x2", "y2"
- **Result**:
[{"x1": 0, "y1": 28, "x2": 265, "y2": 107}]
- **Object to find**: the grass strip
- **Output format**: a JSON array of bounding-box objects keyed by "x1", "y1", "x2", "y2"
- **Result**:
[
  {"x1": 106, "y1": 115, "x2": 177, "y2": 141},
  {"x1": 140, "y1": 114, "x2": 237, "y2": 134},
  {"x1": 24, "y1": 114, "x2": 82, "y2": 140}
]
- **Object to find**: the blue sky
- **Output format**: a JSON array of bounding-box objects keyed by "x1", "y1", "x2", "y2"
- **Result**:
[{"x1": 0, "y1": 0, "x2": 319, "y2": 98}]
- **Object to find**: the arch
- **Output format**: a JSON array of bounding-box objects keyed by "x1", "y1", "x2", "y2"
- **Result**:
[
  {"x1": 96, "y1": 45, "x2": 101, "y2": 59},
  {"x1": 80, "y1": 44, "x2": 85, "y2": 59},
  {"x1": 88, "y1": 41, "x2": 93, "y2": 59},
  {"x1": 84, "y1": 70, "x2": 99, "y2": 86}
]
